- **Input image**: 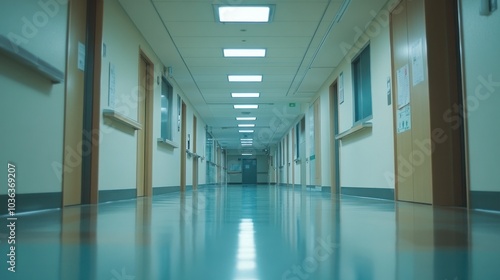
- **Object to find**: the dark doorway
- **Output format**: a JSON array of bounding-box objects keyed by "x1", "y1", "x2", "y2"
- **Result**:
[{"x1": 242, "y1": 159, "x2": 257, "y2": 185}]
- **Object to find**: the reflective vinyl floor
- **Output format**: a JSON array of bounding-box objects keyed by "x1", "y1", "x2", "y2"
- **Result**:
[{"x1": 1, "y1": 184, "x2": 500, "y2": 280}]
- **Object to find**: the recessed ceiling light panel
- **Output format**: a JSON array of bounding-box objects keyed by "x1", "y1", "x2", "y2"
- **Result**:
[
  {"x1": 217, "y1": 6, "x2": 273, "y2": 23},
  {"x1": 234, "y1": 105, "x2": 258, "y2": 109},
  {"x1": 236, "y1": 117, "x2": 257, "y2": 121},
  {"x1": 228, "y1": 75, "x2": 262, "y2": 82},
  {"x1": 231, "y1": 93, "x2": 260, "y2": 98},
  {"x1": 224, "y1": 49, "x2": 266, "y2": 57}
]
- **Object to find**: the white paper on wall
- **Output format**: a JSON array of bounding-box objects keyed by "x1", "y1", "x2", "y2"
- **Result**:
[
  {"x1": 411, "y1": 39, "x2": 425, "y2": 86},
  {"x1": 397, "y1": 64, "x2": 410, "y2": 108},
  {"x1": 397, "y1": 105, "x2": 411, "y2": 133},
  {"x1": 78, "y1": 42, "x2": 85, "y2": 71}
]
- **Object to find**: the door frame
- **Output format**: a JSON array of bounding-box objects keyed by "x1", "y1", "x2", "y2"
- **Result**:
[
  {"x1": 180, "y1": 101, "x2": 187, "y2": 192},
  {"x1": 329, "y1": 81, "x2": 340, "y2": 194},
  {"x1": 192, "y1": 115, "x2": 198, "y2": 190},
  {"x1": 136, "y1": 50, "x2": 154, "y2": 197},
  {"x1": 299, "y1": 117, "x2": 307, "y2": 188}
]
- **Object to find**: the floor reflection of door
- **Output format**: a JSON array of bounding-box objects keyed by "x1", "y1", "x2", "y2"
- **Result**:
[{"x1": 242, "y1": 159, "x2": 257, "y2": 185}]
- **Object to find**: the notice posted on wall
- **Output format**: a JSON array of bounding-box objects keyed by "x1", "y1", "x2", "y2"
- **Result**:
[
  {"x1": 397, "y1": 64, "x2": 410, "y2": 109},
  {"x1": 411, "y1": 39, "x2": 424, "y2": 86},
  {"x1": 397, "y1": 105, "x2": 411, "y2": 134},
  {"x1": 108, "y1": 63, "x2": 116, "y2": 108},
  {"x1": 77, "y1": 42, "x2": 85, "y2": 71}
]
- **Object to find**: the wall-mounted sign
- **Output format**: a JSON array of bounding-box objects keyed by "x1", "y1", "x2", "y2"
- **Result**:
[
  {"x1": 108, "y1": 63, "x2": 115, "y2": 108},
  {"x1": 77, "y1": 42, "x2": 85, "y2": 71},
  {"x1": 397, "y1": 105, "x2": 411, "y2": 133}
]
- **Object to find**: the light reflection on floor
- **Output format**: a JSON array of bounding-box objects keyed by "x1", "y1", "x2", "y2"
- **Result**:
[{"x1": 1, "y1": 184, "x2": 500, "y2": 280}]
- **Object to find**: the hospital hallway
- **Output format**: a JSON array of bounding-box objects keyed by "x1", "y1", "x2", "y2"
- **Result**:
[{"x1": 1, "y1": 184, "x2": 500, "y2": 280}]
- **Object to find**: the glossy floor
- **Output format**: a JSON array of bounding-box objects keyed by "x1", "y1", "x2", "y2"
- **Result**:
[{"x1": 1, "y1": 185, "x2": 500, "y2": 279}]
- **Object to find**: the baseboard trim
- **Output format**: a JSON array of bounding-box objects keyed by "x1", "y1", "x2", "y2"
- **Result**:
[
  {"x1": 99, "y1": 188, "x2": 136, "y2": 203},
  {"x1": 470, "y1": 191, "x2": 500, "y2": 211},
  {"x1": 153, "y1": 186, "x2": 181, "y2": 195},
  {"x1": 341, "y1": 187, "x2": 395, "y2": 200},
  {"x1": 0, "y1": 192, "x2": 61, "y2": 215}
]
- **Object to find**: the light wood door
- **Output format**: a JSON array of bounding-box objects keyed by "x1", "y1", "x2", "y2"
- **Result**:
[
  {"x1": 329, "y1": 81, "x2": 340, "y2": 194},
  {"x1": 62, "y1": 0, "x2": 87, "y2": 206},
  {"x1": 137, "y1": 52, "x2": 153, "y2": 197},
  {"x1": 180, "y1": 101, "x2": 187, "y2": 191}
]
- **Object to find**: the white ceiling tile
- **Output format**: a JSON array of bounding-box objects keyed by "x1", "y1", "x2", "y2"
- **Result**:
[{"x1": 118, "y1": 0, "x2": 389, "y2": 149}]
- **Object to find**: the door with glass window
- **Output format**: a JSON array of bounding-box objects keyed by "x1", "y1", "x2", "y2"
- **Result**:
[{"x1": 242, "y1": 159, "x2": 257, "y2": 185}]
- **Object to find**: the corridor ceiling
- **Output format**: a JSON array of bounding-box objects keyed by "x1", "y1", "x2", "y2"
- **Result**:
[{"x1": 118, "y1": 0, "x2": 388, "y2": 151}]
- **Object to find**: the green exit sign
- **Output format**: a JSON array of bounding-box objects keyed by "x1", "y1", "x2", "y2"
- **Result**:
[{"x1": 289, "y1": 103, "x2": 296, "y2": 107}]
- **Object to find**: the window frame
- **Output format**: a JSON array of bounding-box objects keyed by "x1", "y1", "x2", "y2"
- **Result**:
[
  {"x1": 351, "y1": 44, "x2": 373, "y2": 124},
  {"x1": 160, "y1": 77, "x2": 173, "y2": 141}
]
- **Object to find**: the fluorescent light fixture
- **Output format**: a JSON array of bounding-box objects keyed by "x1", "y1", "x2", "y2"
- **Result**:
[
  {"x1": 241, "y1": 144, "x2": 253, "y2": 147},
  {"x1": 231, "y1": 93, "x2": 260, "y2": 98},
  {"x1": 218, "y1": 6, "x2": 271, "y2": 23},
  {"x1": 241, "y1": 139, "x2": 253, "y2": 142},
  {"x1": 234, "y1": 105, "x2": 258, "y2": 109},
  {"x1": 241, "y1": 153, "x2": 253, "y2": 156},
  {"x1": 239, "y1": 130, "x2": 254, "y2": 133},
  {"x1": 236, "y1": 117, "x2": 257, "y2": 121},
  {"x1": 228, "y1": 75, "x2": 262, "y2": 82},
  {"x1": 238, "y1": 124, "x2": 255, "y2": 128},
  {"x1": 224, "y1": 49, "x2": 266, "y2": 57}
]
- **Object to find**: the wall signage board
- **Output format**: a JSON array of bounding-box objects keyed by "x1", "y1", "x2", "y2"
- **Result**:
[
  {"x1": 108, "y1": 63, "x2": 116, "y2": 108},
  {"x1": 397, "y1": 64, "x2": 410, "y2": 108},
  {"x1": 411, "y1": 39, "x2": 425, "y2": 86},
  {"x1": 338, "y1": 72, "x2": 344, "y2": 104},
  {"x1": 78, "y1": 42, "x2": 85, "y2": 71},
  {"x1": 397, "y1": 105, "x2": 411, "y2": 133},
  {"x1": 387, "y1": 77, "x2": 392, "y2": 105}
]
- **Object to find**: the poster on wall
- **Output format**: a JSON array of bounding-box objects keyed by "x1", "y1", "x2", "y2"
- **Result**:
[
  {"x1": 397, "y1": 64, "x2": 410, "y2": 108},
  {"x1": 387, "y1": 77, "x2": 392, "y2": 105},
  {"x1": 397, "y1": 105, "x2": 411, "y2": 133},
  {"x1": 108, "y1": 63, "x2": 116, "y2": 108},
  {"x1": 78, "y1": 42, "x2": 85, "y2": 71},
  {"x1": 411, "y1": 39, "x2": 425, "y2": 86},
  {"x1": 338, "y1": 72, "x2": 344, "y2": 104}
]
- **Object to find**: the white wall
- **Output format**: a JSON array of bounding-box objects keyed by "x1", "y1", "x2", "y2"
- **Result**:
[
  {"x1": 460, "y1": 0, "x2": 500, "y2": 193},
  {"x1": 0, "y1": 0, "x2": 68, "y2": 194},
  {"x1": 277, "y1": 1, "x2": 395, "y2": 191},
  {"x1": 99, "y1": 0, "x2": 210, "y2": 191},
  {"x1": 335, "y1": 13, "x2": 394, "y2": 189}
]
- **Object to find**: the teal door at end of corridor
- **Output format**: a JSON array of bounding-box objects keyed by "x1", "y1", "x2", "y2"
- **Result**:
[{"x1": 242, "y1": 159, "x2": 257, "y2": 185}]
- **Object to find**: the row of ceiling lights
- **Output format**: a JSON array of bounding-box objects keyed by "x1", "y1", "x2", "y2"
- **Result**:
[{"x1": 216, "y1": 5, "x2": 275, "y2": 153}]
